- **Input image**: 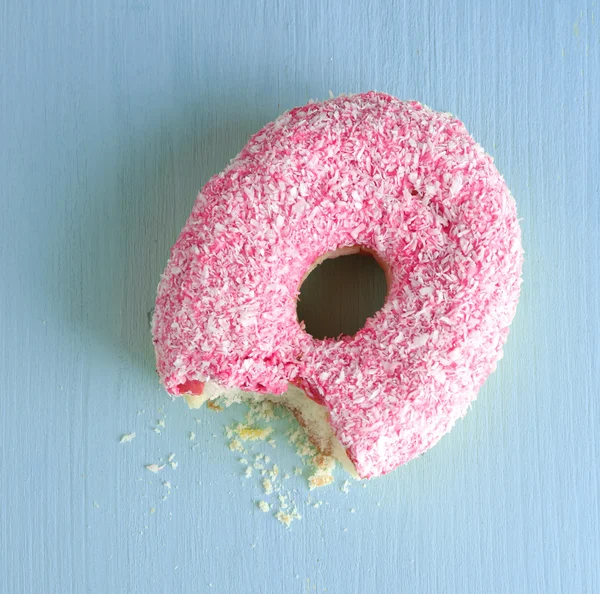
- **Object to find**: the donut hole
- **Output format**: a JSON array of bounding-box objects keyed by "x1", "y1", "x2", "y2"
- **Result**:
[{"x1": 297, "y1": 248, "x2": 388, "y2": 340}]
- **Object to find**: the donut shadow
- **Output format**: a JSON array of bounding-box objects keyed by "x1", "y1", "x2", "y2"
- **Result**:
[{"x1": 43, "y1": 97, "x2": 282, "y2": 377}]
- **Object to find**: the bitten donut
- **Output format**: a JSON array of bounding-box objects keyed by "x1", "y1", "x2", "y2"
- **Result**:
[{"x1": 152, "y1": 92, "x2": 523, "y2": 479}]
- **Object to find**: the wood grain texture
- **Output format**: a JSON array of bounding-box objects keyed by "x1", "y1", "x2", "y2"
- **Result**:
[{"x1": 1, "y1": 1, "x2": 599, "y2": 592}]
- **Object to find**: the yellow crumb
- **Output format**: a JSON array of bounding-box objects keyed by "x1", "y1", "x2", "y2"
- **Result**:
[
  {"x1": 235, "y1": 425, "x2": 273, "y2": 441},
  {"x1": 257, "y1": 501, "x2": 270, "y2": 512},
  {"x1": 229, "y1": 439, "x2": 245, "y2": 452},
  {"x1": 262, "y1": 479, "x2": 273, "y2": 495},
  {"x1": 308, "y1": 472, "x2": 334, "y2": 490},
  {"x1": 275, "y1": 509, "x2": 302, "y2": 527}
]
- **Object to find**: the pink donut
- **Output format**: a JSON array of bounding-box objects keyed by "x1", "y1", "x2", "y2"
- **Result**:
[{"x1": 152, "y1": 92, "x2": 523, "y2": 478}]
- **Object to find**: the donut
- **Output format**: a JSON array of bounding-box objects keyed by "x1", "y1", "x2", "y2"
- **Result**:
[{"x1": 152, "y1": 92, "x2": 523, "y2": 479}]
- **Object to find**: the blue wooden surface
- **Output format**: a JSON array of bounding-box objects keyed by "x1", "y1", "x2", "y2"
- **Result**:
[{"x1": 1, "y1": 1, "x2": 599, "y2": 592}]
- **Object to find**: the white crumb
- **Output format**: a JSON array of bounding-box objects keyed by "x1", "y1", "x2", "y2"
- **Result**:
[
  {"x1": 119, "y1": 433, "x2": 136, "y2": 443},
  {"x1": 170, "y1": 461, "x2": 178, "y2": 470},
  {"x1": 189, "y1": 432, "x2": 196, "y2": 441},
  {"x1": 341, "y1": 480, "x2": 351, "y2": 493},
  {"x1": 168, "y1": 453, "x2": 175, "y2": 463},
  {"x1": 257, "y1": 501, "x2": 270, "y2": 512},
  {"x1": 244, "y1": 466, "x2": 253, "y2": 478},
  {"x1": 145, "y1": 464, "x2": 165, "y2": 473}
]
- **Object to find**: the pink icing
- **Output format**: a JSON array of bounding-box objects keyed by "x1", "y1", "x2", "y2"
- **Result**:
[{"x1": 152, "y1": 92, "x2": 523, "y2": 478}]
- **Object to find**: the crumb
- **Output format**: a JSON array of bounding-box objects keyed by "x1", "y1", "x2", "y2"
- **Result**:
[
  {"x1": 275, "y1": 508, "x2": 302, "y2": 528},
  {"x1": 239, "y1": 458, "x2": 248, "y2": 465},
  {"x1": 257, "y1": 501, "x2": 270, "y2": 512},
  {"x1": 150, "y1": 507, "x2": 156, "y2": 514},
  {"x1": 341, "y1": 480, "x2": 351, "y2": 493},
  {"x1": 262, "y1": 479, "x2": 273, "y2": 495},
  {"x1": 195, "y1": 418, "x2": 202, "y2": 424},
  {"x1": 163, "y1": 481, "x2": 171, "y2": 489},
  {"x1": 268, "y1": 439, "x2": 276, "y2": 448},
  {"x1": 170, "y1": 461, "x2": 178, "y2": 470},
  {"x1": 308, "y1": 472, "x2": 334, "y2": 490},
  {"x1": 244, "y1": 466, "x2": 252, "y2": 478},
  {"x1": 284, "y1": 473, "x2": 290, "y2": 480},
  {"x1": 350, "y1": 508, "x2": 356, "y2": 513},
  {"x1": 235, "y1": 425, "x2": 273, "y2": 441},
  {"x1": 157, "y1": 419, "x2": 165, "y2": 428},
  {"x1": 294, "y1": 467, "x2": 302, "y2": 476},
  {"x1": 264, "y1": 456, "x2": 271, "y2": 464},
  {"x1": 206, "y1": 400, "x2": 223, "y2": 412},
  {"x1": 189, "y1": 432, "x2": 196, "y2": 441},
  {"x1": 93, "y1": 502, "x2": 100, "y2": 508},
  {"x1": 119, "y1": 433, "x2": 136, "y2": 443},
  {"x1": 145, "y1": 464, "x2": 165, "y2": 473},
  {"x1": 168, "y1": 453, "x2": 175, "y2": 463},
  {"x1": 229, "y1": 439, "x2": 245, "y2": 453}
]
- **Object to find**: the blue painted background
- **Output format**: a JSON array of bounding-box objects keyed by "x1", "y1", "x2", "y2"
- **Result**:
[{"x1": 1, "y1": 1, "x2": 599, "y2": 592}]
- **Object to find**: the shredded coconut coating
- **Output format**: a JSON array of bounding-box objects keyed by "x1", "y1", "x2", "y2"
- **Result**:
[{"x1": 153, "y1": 92, "x2": 523, "y2": 478}]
